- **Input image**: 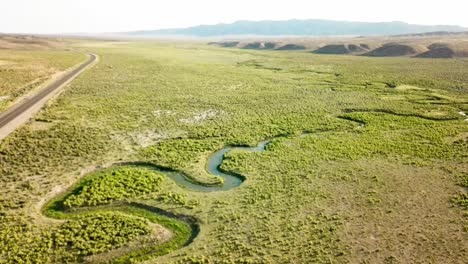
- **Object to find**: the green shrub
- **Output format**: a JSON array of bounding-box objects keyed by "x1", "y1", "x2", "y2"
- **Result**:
[
  {"x1": 54, "y1": 212, "x2": 150, "y2": 261},
  {"x1": 63, "y1": 167, "x2": 163, "y2": 208}
]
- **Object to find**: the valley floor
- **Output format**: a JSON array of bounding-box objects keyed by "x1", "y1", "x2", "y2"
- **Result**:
[{"x1": 0, "y1": 41, "x2": 467, "y2": 263}]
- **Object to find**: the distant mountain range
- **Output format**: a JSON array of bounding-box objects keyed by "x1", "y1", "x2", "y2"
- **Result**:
[{"x1": 122, "y1": 19, "x2": 467, "y2": 37}]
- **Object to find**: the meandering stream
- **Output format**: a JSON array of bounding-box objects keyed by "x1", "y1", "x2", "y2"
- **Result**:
[
  {"x1": 144, "y1": 139, "x2": 271, "y2": 192},
  {"x1": 43, "y1": 119, "x2": 366, "y2": 261},
  {"x1": 42, "y1": 138, "x2": 274, "y2": 262}
]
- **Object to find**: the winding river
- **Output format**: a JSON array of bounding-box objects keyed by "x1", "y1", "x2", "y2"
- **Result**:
[
  {"x1": 43, "y1": 138, "x2": 274, "y2": 262},
  {"x1": 43, "y1": 116, "x2": 369, "y2": 262},
  {"x1": 42, "y1": 106, "x2": 462, "y2": 261},
  {"x1": 142, "y1": 139, "x2": 271, "y2": 192}
]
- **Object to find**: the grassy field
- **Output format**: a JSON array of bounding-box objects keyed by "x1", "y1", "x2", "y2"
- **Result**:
[
  {"x1": 0, "y1": 49, "x2": 85, "y2": 111},
  {"x1": 0, "y1": 41, "x2": 467, "y2": 263}
]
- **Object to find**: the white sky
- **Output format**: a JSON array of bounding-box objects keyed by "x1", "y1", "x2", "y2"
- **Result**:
[{"x1": 3, "y1": 0, "x2": 468, "y2": 34}]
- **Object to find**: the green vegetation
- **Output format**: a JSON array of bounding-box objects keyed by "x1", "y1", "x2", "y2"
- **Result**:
[
  {"x1": 37, "y1": 164, "x2": 198, "y2": 262},
  {"x1": 110, "y1": 206, "x2": 195, "y2": 264},
  {"x1": 0, "y1": 41, "x2": 467, "y2": 263},
  {"x1": 63, "y1": 167, "x2": 164, "y2": 208},
  {"x1": 452, "y1": 171, "x2": 468, "y2": 231},
  {"x1": 54, "y1": 213, "x2": 150, "y2": 262},
  {"x1": 453, "y1": 193, "x2": 468, "y2": 208},
  {"x1": 0, "y1": 211, "x2": 149, "y2": 263},
  {"x1": 0, "y1": 207, "x2": 192, "y2": 263}
]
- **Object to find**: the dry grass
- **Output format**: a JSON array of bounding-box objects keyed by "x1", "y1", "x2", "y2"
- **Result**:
[
  {"x1": 0, "y1": 41, "x2": 85, "y2": 111},
  {"x1": 332, "y1": 160, "x2": 468, "y2": 263},
  {"x1": 0, "y1": 35, "x2": 66, "y2": 50}
]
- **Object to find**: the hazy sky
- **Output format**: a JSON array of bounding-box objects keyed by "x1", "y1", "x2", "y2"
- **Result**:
[{"x1": 4, "y1": 0, "x2": 468, "y2": 34}]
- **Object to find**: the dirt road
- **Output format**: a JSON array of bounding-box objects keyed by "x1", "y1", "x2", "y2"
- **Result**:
[{"x1": 0, "y1": 52, "x2": 97, "y2": 140}]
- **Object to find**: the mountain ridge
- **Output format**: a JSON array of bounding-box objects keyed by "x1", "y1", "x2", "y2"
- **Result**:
[{"x1": 122, "y1": 19, "x2": 467, "y2": 37}]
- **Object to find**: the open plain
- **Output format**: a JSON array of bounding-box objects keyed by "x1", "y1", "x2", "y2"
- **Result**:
[{"x1": 0, "y1": 38, "x2": 467, "y2": 263}]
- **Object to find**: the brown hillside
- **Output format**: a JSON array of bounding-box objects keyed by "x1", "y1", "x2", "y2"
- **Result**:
[
  {"x1": 0, "y1": 35, "x2": 65, "y2": 50},
  {"x1": 427, "y1": 43, "x2": 449, "y2": 50},
  {"x1": 416, "y1": 43, "x2": 468, "y2": 58},
  {"x1": 214, "y1": 41, "x2": 241, "y2": 48},
  {"x1": 275, "y1": 44, "x2": 306, "y2": 50},
  {"x1": 359, "y1": 43, "x2": 371, "y2": 49},
  {"x1": 364, "y1": 43, "x2": 428, "y2": 57},
  {"x1": 313, "y1": 44, "x2": 368, "y2": 54},
  {"x1": 241, "y1": 42, "x2": 277, "y2": 50},
  {"x1": 416, "y1": 47, "x2": 456, "y2": 58}
]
